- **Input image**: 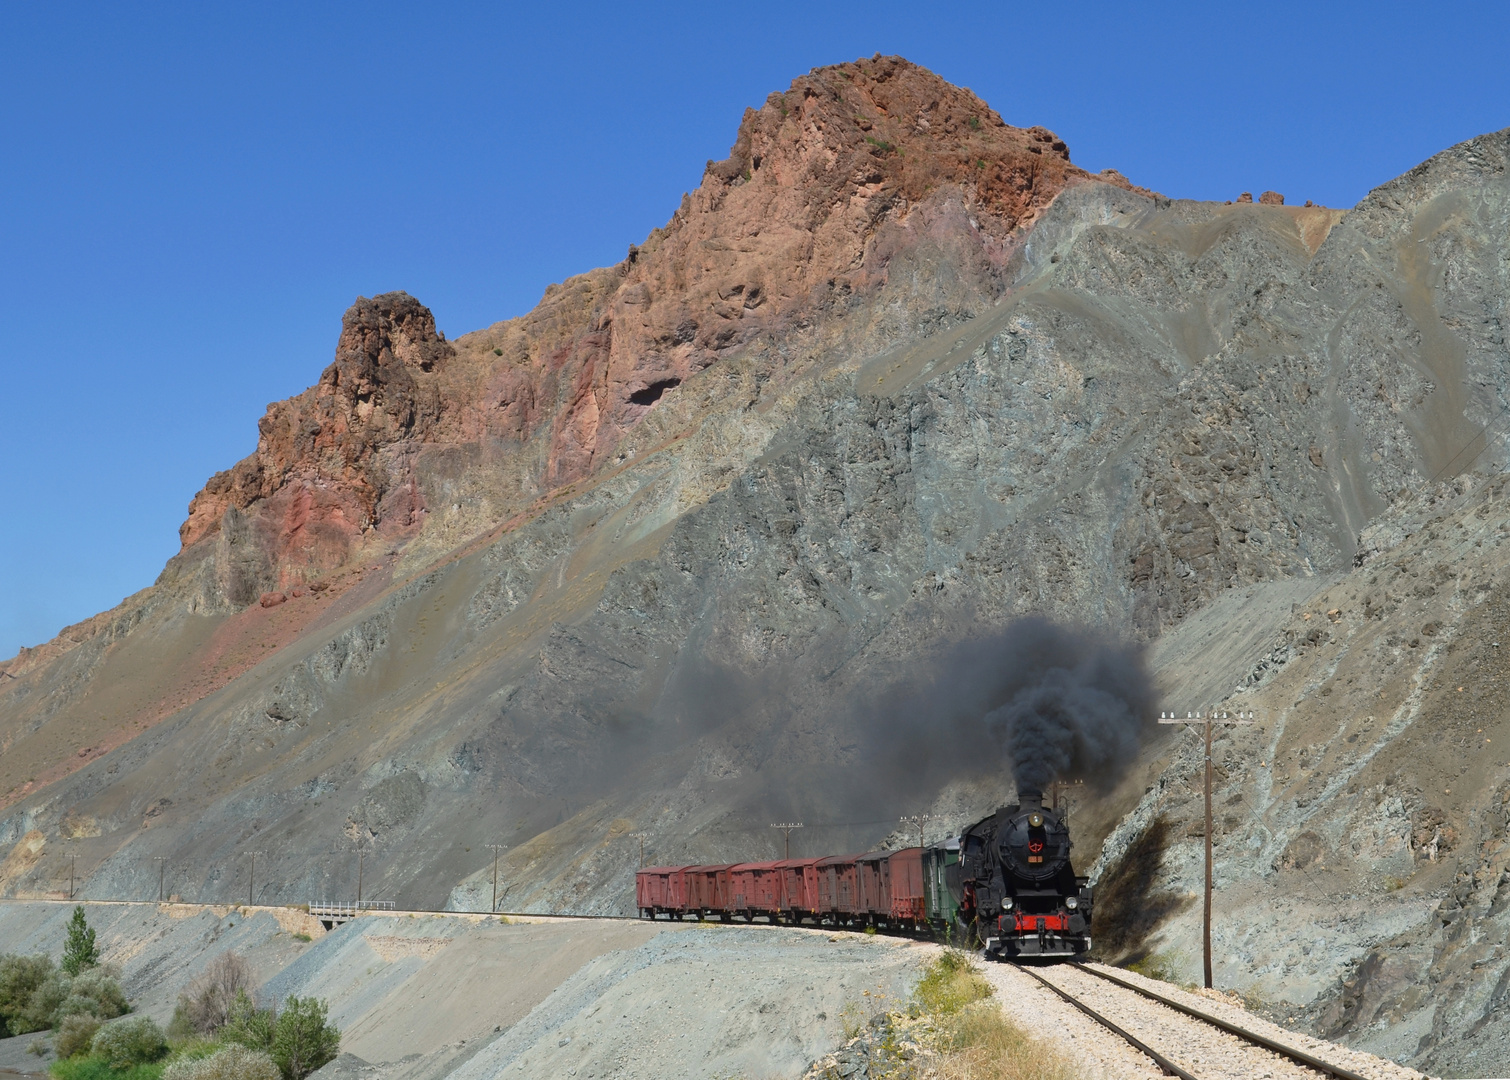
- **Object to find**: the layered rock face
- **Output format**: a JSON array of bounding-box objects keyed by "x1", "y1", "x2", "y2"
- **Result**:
[
  {"x1": 3, "y1": 55, "x2": 1510, "y2": 1076},
  {"x1": 170, "y1": 55, "x2": 1137, "y2": 603}
]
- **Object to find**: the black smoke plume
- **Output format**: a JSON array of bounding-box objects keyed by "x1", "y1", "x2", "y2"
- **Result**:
[
  {"x1": 561, "y1": 614, "x2": 1155, "y2": 858},
  {"x1": 864, "y1": 617, "x2": 1155, "y2": 799}
]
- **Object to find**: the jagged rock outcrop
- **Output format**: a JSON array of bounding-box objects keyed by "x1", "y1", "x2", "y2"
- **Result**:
[
  {"x1": 172, "y1": 56, "x2": 1144, "y2": 605},
  {"x1": 180, "y1": 292, "x2": 453, "y2": 600}
]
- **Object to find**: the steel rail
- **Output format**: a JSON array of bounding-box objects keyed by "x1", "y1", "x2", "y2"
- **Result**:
[
  {"x1": 1070, "y1": 964, "x2": 1372, "y2": 1080},
  {"x1": 1012, "y1": 964, "x2": 1198, "y2": 1080}
]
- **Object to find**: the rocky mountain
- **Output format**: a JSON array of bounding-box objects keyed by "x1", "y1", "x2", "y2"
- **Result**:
[{"x1": 3, "y1": 54, "x2": 1508, "y2": 1074}]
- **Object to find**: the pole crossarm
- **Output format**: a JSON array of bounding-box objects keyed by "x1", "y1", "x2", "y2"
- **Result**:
[
  {"x1": 1156, "y1": 708, "x2": 1260, "y2": 990},
  {"x1": 899, "y1": 814, "x2": 932, "y2": 849},
  {"x1": 1157, "y1": 710, "x2": 1256, "y2": 725},
  {"x1": 770, "y1": 823, "x2": 803, "y2": 860}
]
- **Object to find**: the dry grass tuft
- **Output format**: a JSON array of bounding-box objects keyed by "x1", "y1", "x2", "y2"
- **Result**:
[
  {"x1": 805, "y1": 952, "x2": 1084, "y2": 1080},
  {"x1": 916, "y1": 952, "x2": 1082, "y2": 1080},
  {"x1": 924, "y1": 1001, "x2": 1080, "y2": 1080}
]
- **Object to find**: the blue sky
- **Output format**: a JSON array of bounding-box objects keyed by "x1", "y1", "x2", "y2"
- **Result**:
[{"x1": 2, "y1": 1, "x2": 1507, "y2": 659}]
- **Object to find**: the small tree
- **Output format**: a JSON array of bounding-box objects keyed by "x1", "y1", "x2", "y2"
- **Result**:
[
  {"x1": 221, "y1": 989, "x2": 276, "y2": 1053},
  {"x1": 61, "y1": 907, "x2": 99, "y2": 976},
  {"x1": 173, "y1": 951, "x2": 254, "y2": 1035},
  {"x1": 271, "y1": 997, "x2": 339, "y2": 1080}
]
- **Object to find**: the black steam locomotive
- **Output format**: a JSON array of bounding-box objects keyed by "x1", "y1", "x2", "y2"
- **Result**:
[{"x1": 946, "y1": 789, "x2": 1093, "y2": 959}]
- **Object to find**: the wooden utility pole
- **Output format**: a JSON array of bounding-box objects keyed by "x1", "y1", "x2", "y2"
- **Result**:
[
  {"x1": 900, "y1": 814, "x2": 932, "y2": 849},
  {"x1": 247, "y1": 851, "x2": 264, "y2": 906},
  {"x1": 486, "y1": 844, "x2": 508, "y2": 912},
  {"x1": 1158, "y1": 709, "x2": 1256, "y2": 989},
  {"x1": 770, "y1": 823, "x2": 803, "y2": 860},
  {"x1": 68, "y1": 854, "x2": 76, "y2": 900},
  {"x1": 346, "y1": 835, "x2": 373, "y2": 906},
  {"x1": 630, "y1": 833, "x2": 647, "y2": 869},
  {"x1": 153, "y1": 856, "x2": 167, "y2": 902}
]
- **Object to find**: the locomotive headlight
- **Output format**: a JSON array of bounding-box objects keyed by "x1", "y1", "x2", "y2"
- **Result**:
[
  {"x1": 1028, "y1": 813, "x2": 1044, "y2": 828},
  {"x1": 1065, "y1": 897, "x2": 1079, "y2": 910},
  {"x1": 1001, "y1": 896, "x2": 1014, "y2": 910}
]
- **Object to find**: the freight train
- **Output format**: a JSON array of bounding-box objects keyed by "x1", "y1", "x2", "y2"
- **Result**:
[{"x1": 635, "y1": 790, "x2": 1092, "y2": 959}]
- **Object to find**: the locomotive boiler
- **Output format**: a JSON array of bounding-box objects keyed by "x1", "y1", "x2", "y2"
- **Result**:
[{"x1": 948, "y1": 789, "x2": 1093, "y2": 959}]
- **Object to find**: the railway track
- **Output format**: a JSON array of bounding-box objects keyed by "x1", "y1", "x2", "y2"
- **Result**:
[{"x1": 1009, "y1": 963, "x2": 1423, "y2": 1080}]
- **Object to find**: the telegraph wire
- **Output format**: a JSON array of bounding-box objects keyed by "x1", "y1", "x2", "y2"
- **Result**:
[{"x1": 1426, "y1": 397, "x2": 1510, "y2": 486}]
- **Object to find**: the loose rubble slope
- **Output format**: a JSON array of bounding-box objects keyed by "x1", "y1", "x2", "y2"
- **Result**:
[{"x1": 0, "y1": 902, "x2": 926, "y2": 1080}]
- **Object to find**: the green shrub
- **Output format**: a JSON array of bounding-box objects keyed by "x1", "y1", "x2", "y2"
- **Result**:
[
  {"x1": 159, "y1": 1038, "x2": 222, "y2": 1065},
  {"x1": 0, "y1": 952, "x2": 128, "y2": 1036},
  {"x1": 913, "y1": 949, "x2": 993, "y2": 1017},
  {"x1": 164, "y1": 1009, "x2": 194, "y2": 1044},
  {"x1": 62, "y1": 908, "x2": 101, "y2": 977},
  {"x1": 50, "y1": 1055, "x2": 164, "y2": 1080},
  {"x1": 25, "y1": 970, "x2": 73, "y2": 1031},
  {"x1": 0, "y1": 954, "x2": 55, "y2": 1036},
  {"x1": 219, "y1": 991, "x2": 275, "y2": 1053},
  {"x1": 55, "y1": 1014, "x2": 102, "y2": 1059},
  {"x1": 219, "y1": 992, "x2": 341, "y2": 1080},
  {"x1": 91, "y1": 1016, "x2": 168, "y2": 1069},
  {"x1": 270, "y1": 998, "x2": 339, "y2": 1080},
  {"x1": 1125, "y1": 953, "x2": 1179, "y2": 984},
  {"x1": 59, "y1": 968, "x2": 130, "y2": 1024},
  {"x1": 162, "y1": 1045, "x2": 279, "y2": 1080}
]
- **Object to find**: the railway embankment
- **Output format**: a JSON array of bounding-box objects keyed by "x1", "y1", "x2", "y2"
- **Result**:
[{"x1": 0, "y1": 901, "x2": 929, "y2": 1080}]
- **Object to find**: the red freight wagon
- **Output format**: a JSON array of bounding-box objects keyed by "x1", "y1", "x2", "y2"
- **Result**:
[
  {"x1": 856, "y1": 851, "x2": 890, "y2": 916},
  {"x1": 886, "y1": 848, "x2": 925, "y2": 924},
  {"x1": 727, "y1": 860, "x2": 786, "y2": 916},
  {"x1": 776, "y1": 858, "x2": 822, "y2": 916},
  {"x1": 686, "y1": 864, "x2": 737, "y2": 915},
  {"x1": 815, "y1": 854, "x2": 862, "y2": 915},
  {"x1": 636, "y1": 865, "x2": 688, "y2": 916}
]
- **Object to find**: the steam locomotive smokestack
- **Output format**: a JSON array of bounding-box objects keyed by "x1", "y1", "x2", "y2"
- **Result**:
[{"x1": 1018, "y1": 789, "x2": 1044, "y2": 809}]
